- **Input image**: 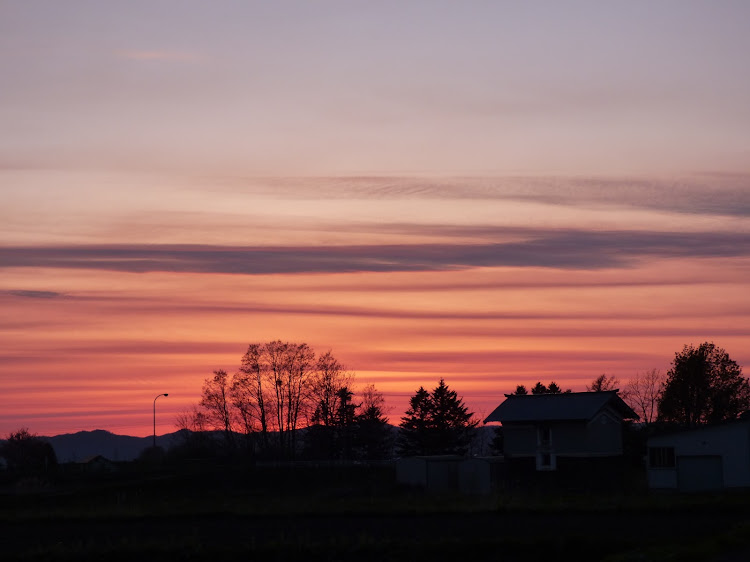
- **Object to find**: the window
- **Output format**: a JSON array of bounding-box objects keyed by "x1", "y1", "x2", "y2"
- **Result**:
[
  {"x1": 649, "y1": 447, "x2": 676, "y2": 468},
  {"x1": 538, "y1": 426, "x2": 551, "y2": 446},
  {"x1": 536, "y1": 451, "x2": 556, "y2": 470}
]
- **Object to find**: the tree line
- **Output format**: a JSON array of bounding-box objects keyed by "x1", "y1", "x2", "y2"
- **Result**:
[
  {"x1": 182, "y1": 341, "x2": 484, "y2": 460},
  {"x1": 3, "y1": 340, "x2": 745, "y2": 473},
  {"x1": 510, "y1": 342, "x2": 750, "y2": 428},
  {"x1": 179, "y1": 341, "x2": 393, "y2": 460},
  {"x1": 181, "y1": 339, "x2": 749, "y2": 460},
  {"x1": 592, "y1": 342, "x2": 750, "y2": 428}
]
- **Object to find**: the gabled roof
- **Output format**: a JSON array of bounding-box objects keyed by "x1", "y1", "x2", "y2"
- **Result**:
[
  {"x1": 483, "y1": 390, "x2": 638, "y2": 424},
  {"x1": 79, "y1": 454, "x2": 113, "y2": 464}
]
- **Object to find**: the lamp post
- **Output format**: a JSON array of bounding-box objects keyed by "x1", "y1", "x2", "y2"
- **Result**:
[{"x1": 153, "y1": 393, "x2": 168, "y2": 448}]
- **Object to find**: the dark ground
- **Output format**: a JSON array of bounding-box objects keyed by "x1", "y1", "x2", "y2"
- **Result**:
[{"x1": 1, "y1": 463, "x2": 749, "y2": 561}]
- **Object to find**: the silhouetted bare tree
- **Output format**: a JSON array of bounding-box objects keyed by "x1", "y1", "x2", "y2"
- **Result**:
[
  {"x1": 192, "y1": 341, "x2": 390, "y2": 459},
  {"x1": 231, "y1": 343, "x2": 272, "y2": 448},
  {"x1": 175, "y1": 406, "x2": 209, "y2": 433},
  {"x1": 195, "y1": 341, "x2": 354, "y2": 458},
  {"x1": 622, "y1": 369, "x2": 664, "y2": 425},
  {"x1": 270, "y1": 341, "x2": 316, "y2": 456},
  {"x1": 309, "y1": 351, "x2": 354, "y2": 427},
  {"x1": 587, "y1": 374, "x2": 620, "y2": 392},
  {"x1": 200, "y1": 369, "x2": 235, "y2": 447}
]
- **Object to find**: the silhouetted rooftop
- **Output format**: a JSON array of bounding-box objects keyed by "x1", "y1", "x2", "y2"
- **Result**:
[{"x1": 484, "y1": 390, "x2": 638, "y2": 424}]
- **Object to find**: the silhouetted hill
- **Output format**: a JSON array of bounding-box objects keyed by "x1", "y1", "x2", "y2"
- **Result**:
[
  {"x1": 41, "y1": 430, "x2": 178, "y2": 462},
  {"x1": 35, "y1": 424, "x2": 496, "y2": 463}
]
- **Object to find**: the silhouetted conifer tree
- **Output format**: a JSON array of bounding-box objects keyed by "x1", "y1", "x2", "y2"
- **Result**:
[{"x1": 397, "y1": 379, "x2": 477, "y2": 456}]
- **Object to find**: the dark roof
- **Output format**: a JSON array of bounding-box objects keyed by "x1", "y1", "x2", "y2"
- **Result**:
[
  {"x1": 79, "y1": 454, "x2": 113, "y2": 464},
  {"x1": 483, "y1": 390, "x2": 638, "y2": 424},
  {"x1": 647, "y1": 418, "x2": 750, "y2": 442}
]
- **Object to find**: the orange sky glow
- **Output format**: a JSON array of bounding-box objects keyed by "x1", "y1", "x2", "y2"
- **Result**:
[{"x1": 2, "y1": 2, "x2": 750, "y2": 437}]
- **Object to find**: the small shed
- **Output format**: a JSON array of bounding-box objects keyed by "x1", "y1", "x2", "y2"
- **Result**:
[
  {"x1": 458, "y1": 456, "x2": 504, "y2": 495},
  {"x1": 396, "y1": 455, "x2": 462, "y2": 493},
  {"x1": 647, "y1": 420, "x2": 750, "y2": 492}
]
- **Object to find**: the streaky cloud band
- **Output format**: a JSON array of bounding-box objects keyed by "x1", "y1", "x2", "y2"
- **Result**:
[{"x1": 2, "y1": 228, "x2": 750, "y2": 274}]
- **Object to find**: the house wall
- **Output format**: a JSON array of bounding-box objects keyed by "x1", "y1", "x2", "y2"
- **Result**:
[
  {"x1": 647, "y1": 422, "x2": 750, "y2": 490},
  {"x1": 546, "y1": 422, "x2": 588, "y2": 454},
  {"x1": 648, "y1": 465, "x2": 678, "y2": 489},
  {"x1": 585, "y1": 410, "x2": 625, "y2": 455},
  {"x1": 503, "y1": 416, "x2": 623, "y2": 457},
  {"x1": 503, "y1": 424, "x2": 537, "y2": 456}
]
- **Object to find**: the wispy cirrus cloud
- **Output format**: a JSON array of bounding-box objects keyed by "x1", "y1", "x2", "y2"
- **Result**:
[
  {"x1": 236, "y1": 174, "x2": 750, "y2": 217},
  {"x1": 64, "y1": 300, "x2": 750, "y2": 324},
  {"x1": 2, "y1": 228, "x2": 750, "y2": 275}
]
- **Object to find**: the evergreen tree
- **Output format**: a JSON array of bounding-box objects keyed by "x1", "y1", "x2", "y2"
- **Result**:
[
  {"x1": 335, "y1": 386, "x2": 357, "y2": 459},
  {"x1": 531, "y1": 382, "x2": 548, "y2": 395},
  {"x1": 546, "y1": 381, "x2": 562, "y2": 394},
  {"x1": 529, "y1": 381, "x2": 571, "y2": 394},
  {"x1": 397, "y1": 379, "x2": 478, "y2": 456},
  {"x1": 396, "y1": 386, "x2": 432, "y2": 456}
]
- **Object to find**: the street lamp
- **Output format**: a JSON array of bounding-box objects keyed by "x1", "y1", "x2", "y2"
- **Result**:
[{"x1": 153, "y1": 393, "x2": 168, "y2": 448}]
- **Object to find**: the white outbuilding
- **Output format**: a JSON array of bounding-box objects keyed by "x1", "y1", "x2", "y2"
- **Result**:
[{"x1": 647, "y1": 419, "x2": 750, "y2": 492}]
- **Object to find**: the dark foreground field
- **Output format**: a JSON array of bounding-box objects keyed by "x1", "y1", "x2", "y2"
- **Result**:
[{"x1": 1, "y1": 463, "x2": 749, "y2": 561}]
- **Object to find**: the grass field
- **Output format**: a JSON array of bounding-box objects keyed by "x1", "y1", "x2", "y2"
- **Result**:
[{"x1": 1, "y1": 463, "x2": 749, "y2": 561}]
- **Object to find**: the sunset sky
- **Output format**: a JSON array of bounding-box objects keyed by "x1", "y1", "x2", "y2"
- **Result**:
[{"x1": 2, "y1": 1, "x2": 750, "y2": 437}]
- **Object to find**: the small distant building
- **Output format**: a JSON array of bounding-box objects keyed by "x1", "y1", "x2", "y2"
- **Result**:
[
  {"x1": 77, "y1": 455, "x2": 117, "y2": 473},
  {"x1": 647, "y1": 420, "x2": 750, "y2": 492},
  {"x1": 484, "y1": 391, "x2": 638, "y2": 472}
]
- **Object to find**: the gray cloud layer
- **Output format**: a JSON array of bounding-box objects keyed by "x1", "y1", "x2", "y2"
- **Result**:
[
  {"x1": 2, "y1": 228, "x2": 749, "y2": 274},
  {"x1": 5, "y1": 290, "x2": 63, "y2": 299}
]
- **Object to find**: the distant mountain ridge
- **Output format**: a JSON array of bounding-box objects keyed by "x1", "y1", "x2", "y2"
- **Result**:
[
  {"x1": 41, "y1": 430, "x2": 180, "y2": 463},
  {"x1": 37, "y1": 425, "x2": 498, "y2": 463}
]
